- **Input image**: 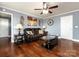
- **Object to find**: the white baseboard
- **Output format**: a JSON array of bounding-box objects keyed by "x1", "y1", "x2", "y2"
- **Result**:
[
  {"x1": 58, "y1": 36, "x2": 79, "y2": 42},
  {"x1": 72, "y1": 39, "x2": 79, "y2": 42}
]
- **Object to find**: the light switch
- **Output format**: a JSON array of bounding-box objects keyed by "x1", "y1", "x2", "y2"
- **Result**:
[{"x1": 75, "y1": 26, "x2": 78, "y2": 28}]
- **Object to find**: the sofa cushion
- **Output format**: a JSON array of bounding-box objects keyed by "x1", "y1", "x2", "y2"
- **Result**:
[
  {"x1": 39, "y1": 30, "x2": 43, "y2": 34},
  {"x1": 27, "y1": 31, "x2": 34, "y2": 35}
]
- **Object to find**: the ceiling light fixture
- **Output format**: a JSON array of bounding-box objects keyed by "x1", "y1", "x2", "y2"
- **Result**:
[
  {"x1": 43, "y1": 9, "x2": 48, "y2": 14},
  {"x1": 2, "y1": 9, "x2": 6, "y2": 11}
]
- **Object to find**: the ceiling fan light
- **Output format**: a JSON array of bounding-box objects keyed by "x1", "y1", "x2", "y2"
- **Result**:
[{"x1": 43, "y1": 10, "x2": 48, "y2": 14}]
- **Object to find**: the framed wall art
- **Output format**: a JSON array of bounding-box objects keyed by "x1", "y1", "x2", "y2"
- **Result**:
[
  {"x1": 27, "y1": 16, "x2": 38, "y2": 26},
  {"x1": 20, "y1": 16, "x2": 25, "y2": 26}
]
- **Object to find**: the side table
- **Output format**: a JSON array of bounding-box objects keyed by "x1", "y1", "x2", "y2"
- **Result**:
[{"x1": 14, "y1": 34, "x2": 24, "y2": 45}]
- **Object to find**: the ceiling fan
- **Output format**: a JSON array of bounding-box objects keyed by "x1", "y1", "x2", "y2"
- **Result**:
[{"x1": 34, "y1": 2, "x2": 58, "y2": 14}]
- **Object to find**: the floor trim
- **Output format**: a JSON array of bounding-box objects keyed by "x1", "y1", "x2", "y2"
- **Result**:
[{"x1": 58, "y1": 36, "x2": 79, "y2": 42}]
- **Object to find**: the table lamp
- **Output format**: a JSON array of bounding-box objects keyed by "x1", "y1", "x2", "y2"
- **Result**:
[
  {"x1": 43, "y1": 26, "x2": 47, "y2": 31},
  {"x1": 16, "y1": 24, "x2": 23, "y2": 35}
]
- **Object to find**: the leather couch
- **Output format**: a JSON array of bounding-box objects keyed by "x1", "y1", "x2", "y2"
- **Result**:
[{"x1": 24, "y1": 28, "x2": 47, "y2": 42}]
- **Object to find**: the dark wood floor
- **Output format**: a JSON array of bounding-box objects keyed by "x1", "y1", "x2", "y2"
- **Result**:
[{"x1": 0, "y1": 38, "x2": 79, "y2": 57}]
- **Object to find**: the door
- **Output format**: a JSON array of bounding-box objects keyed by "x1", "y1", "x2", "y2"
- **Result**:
[
  {"x1": 60, "y1": 15, "x2": 73, "y2": 40},
  {"x1": 0, "y1": 18, "x2": 9, "y2": 37}
]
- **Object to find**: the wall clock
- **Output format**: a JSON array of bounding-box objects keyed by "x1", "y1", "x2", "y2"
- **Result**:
[{"x1": 47, "y1": 19, "x2": 54, "y2": 26}]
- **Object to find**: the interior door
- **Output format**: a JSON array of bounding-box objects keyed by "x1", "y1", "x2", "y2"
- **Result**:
[
  {"x1": 0, "y1": 18, "x2": 9, "y2": 37},
  {"x1": 60, "y1": 15, "x2": 73, "y2": 40}
]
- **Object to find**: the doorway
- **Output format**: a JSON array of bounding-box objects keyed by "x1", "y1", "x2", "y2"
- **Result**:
[
  {"x1": 0, "y1": 12, "x2": 11, "y2": 42},
  {"x1": 60, "y1": 15, "x2": 73, "y2": 40}
]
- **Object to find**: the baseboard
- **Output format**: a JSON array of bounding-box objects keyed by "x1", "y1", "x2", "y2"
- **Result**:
[
  {"x1": 58, "y1": 36, "x2": 79, "y2": 42},
  {"x1": 72, "y1": 39, "x2": 79, "y2": 42}
]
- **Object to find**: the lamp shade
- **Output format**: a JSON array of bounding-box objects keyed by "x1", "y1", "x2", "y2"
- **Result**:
[
  {"x1": 43, "y1": 26, "x2": 46, "y2": 29},
  {"x1": 16, "y1": 24, "x2": 23, "y2": 29}
]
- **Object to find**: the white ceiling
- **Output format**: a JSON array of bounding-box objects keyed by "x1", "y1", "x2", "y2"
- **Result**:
[{"x1": 0, "y1": 2, "x2": 79, "y2": 19}]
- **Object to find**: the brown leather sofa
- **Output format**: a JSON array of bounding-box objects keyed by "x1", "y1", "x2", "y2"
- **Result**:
[{"x1": 24, "y1": 28, "x2": 47, "y2": 42}]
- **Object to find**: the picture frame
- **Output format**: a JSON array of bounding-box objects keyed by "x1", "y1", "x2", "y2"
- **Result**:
[
  {"x1": 27, "y1": 16, "x2": 38, "y2": 26},
  {"x1": 20, "y1": 16, "x2": 25, "y2": 26}
]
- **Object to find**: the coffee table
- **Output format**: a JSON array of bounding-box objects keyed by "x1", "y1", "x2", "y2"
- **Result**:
[{"x1": 42, "y1": 35, "x2": 58, "y2": 50}]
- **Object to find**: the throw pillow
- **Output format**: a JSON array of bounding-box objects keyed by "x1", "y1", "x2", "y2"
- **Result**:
[{"x1": 39, "y1": 30, "x2": 43, "y2": 34}]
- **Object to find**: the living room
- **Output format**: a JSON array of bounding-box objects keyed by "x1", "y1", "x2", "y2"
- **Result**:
[{"x1": 0, "y1": 1, "x2": 79, "y2": 57}]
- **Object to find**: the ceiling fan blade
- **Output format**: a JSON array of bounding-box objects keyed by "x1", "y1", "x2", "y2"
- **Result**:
[
  {"x1": 40, "y1": 12, "x2": 43, "y2": 14},
  {"x1": 49, "y1": 5, "x2": 58, "y2": 9},
  {"x1": 49, "y1": 10, "x2": 52, "y2": 13},
  {"x1": 34, "y1": 9, "x2": 42, "y2": 10}
]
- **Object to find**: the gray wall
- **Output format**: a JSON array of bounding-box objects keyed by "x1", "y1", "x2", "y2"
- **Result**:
[
  {"x1": 1, "y1": 6, "x2": 79, "y2": 41},
  {"x1": 0, "y1": 7, "x2": 43, "y2": 42},
  {"x1": 73, "y1": 11, "x2": 79, "y2": 39},
  {"x1": 43, "y1": 17, "x2": 60, "y2": 36},
  {"x1": 43, "y1": 11, "x2": 79, "y2": 40}
]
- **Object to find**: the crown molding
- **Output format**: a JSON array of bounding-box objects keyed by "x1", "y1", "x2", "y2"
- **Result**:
[
  {"x1": 2, "y1": 5, "x2": 79, "y2": 19},
  {"x1": 45, "y1": 9, "x2": 79, "y2": 19},
  {"x1": 0, "y1": 6, "x2": 44, "y2": 19}
]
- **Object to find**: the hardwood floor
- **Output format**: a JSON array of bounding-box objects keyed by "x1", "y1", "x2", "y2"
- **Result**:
[{"x1": 0, "y1": 38, "x2": 79, "y2": 57}]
